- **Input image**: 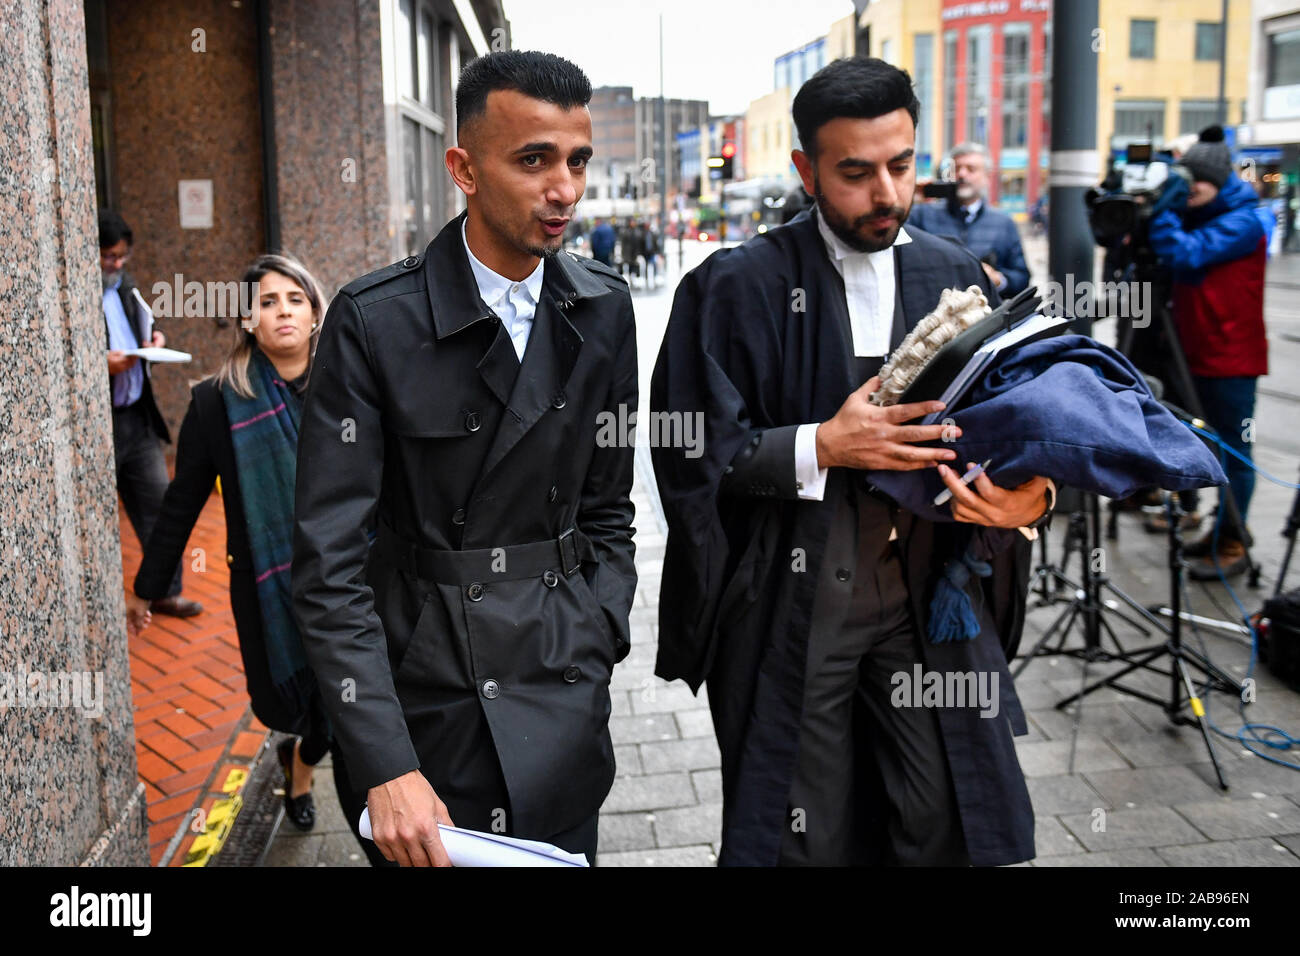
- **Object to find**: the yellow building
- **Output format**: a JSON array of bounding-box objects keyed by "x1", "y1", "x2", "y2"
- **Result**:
[
  {"x1": 1097, "y1": 0, "x2": 1251, "y2": 150},
  {"x1": 841, "y1": 0, "x2": 944, "y2": 177},
  {"x1": 744, "y1": 88, "x2": 794, "y2": 180}
]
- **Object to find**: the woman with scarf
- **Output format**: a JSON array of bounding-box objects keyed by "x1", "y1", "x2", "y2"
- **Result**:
[{"x1": 128, "y1": 254, "x2": 341, "y2": 839}]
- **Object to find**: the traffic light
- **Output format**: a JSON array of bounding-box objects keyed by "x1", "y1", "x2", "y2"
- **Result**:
[{"x1": 720, "y1": 141, "x2": 736, "y2": 180}]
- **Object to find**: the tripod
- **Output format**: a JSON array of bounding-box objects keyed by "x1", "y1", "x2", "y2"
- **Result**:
[{"x1": 1053, "y1": 493, "x2": 1243, "y2": 788}]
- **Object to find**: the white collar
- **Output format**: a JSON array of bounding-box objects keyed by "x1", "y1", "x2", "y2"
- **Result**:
[
  {"x1": 462, "y1": 218, "x2": 545, "y2": 309},
  {"x1": 815, "y1": 205, "x2": 911, "y2": 263},
  {"x1": 963, "y1": 198, "x2": 983, "y2": 220}
]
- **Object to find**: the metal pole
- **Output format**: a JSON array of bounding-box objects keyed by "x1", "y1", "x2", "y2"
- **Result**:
[
  {"x1": 1048, "y1": 0, "x2": 1099, "y2": 335},
  {"x1": 1217, "y1": 0, "x2": 1229, "y2": 125},
  {"x1": 659, "y1": 14, "x2": 668, "y2": 233}
]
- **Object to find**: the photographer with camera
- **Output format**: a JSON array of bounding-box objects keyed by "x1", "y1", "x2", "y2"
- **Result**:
[
  {"x1": 908, "y1": 142, "x2": 1030, "y2": 297},
  {"x1": 1148, "y1": 125, "x2": 1268, "y2": 580}
]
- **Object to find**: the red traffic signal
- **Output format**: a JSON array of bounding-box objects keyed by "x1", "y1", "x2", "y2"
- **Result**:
[{"x1": 721, "y1": 141, "x2": 736, "y2": 159}]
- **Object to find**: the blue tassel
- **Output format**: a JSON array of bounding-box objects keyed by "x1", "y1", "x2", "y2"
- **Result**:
[{"x1": 928, "y1": 546, "x2": 992, "y2": 643}]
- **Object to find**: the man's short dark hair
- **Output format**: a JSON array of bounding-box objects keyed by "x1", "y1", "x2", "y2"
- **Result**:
[
  {"x1": 792, "y1": 56, "x2": 920, "y2": 157},
  {"x1": 455, "y1": 50, "x2": 592, "y2": 138},
  {"x1": 98, "y1": 210, "x2": 133, "y2": 248}
]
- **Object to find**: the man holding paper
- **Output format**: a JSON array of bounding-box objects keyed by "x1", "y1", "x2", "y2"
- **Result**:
[
  {"x1": 293, "y1": 51, "x2": 636, "y2": 867},
  {"x1": 101, "y1": 210, "x2": 201, "y2": 619}
]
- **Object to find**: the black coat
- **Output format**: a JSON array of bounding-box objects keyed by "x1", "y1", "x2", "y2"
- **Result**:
[
  {"x1": 651, "y1": 210, "x2": 1036, "y2": 866},
  {"x1": 291, "y1": 211, "x2": 638, "y2": 840},
  {"x1": 133, "y1": 376, "x2": 311, "y2": 734},
  {"x1": 104, "y1": 272, "x2": 171, "y2": 443}
]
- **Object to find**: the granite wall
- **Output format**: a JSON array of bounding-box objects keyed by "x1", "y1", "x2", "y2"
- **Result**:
[
  {"x1": 0, "y1": 0, "x2": 147, "y2": 866},
  {"x1": 270, "y1": 0, "x2": 393, "y2": 292}
]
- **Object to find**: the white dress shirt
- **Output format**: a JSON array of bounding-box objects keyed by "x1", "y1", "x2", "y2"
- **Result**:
[
  {"x1": 462, "y1": 219, "x2": 544, "y2": 361},
  {"x1": 794, "y1": 209, "x2": 912, "y2": 502}
]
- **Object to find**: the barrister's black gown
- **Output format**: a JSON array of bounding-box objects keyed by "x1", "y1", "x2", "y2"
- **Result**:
[{"x1": 651, "y1": 209, "x2": 1036, "y2": 866}]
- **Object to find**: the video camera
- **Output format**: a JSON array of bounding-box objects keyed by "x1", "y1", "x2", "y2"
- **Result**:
[{"x1": 1084, "y1": 142, "x2": 1192, "y2": 252}]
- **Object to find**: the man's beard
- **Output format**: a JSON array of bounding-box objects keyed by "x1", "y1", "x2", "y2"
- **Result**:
[
  {"x1": 813, "y1": 180, "x2": 907, "y2": 253},
  {"x1": 101, "y1": 268, "x2": 121, "y2": 290}
]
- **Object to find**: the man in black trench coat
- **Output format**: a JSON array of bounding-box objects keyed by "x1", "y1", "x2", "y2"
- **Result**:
[
  {"x1": 652, "y1": 57, "x2": 1052, "y2": 866},
  {"x1": 292, "y1": 51, "x2": 636, "y2": 867}
]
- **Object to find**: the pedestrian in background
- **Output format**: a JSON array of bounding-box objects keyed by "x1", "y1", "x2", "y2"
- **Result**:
[
  {"x1": 908, "y1": 142, "x2": 1030, "y2": 297},
  {"x1": 102, "y1": 210, "x2": 203, "y2": 620},
  {"x1": 127, "y1": 254, "x2": 349, "y2": 841},
  {"x1": 590, "y1": 217, "x2": 616, "y2": 266}
]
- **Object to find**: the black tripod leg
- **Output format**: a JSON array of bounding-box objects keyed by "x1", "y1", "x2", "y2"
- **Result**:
[
  {"x1": 1012, "y1": 598, "x2": 1080, "y2": 678},
  {"x1": 1174, "y1": 653, "x2": 1229, "y2": 790}
]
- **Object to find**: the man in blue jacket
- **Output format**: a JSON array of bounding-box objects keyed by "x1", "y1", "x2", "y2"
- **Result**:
[
  {"x1": 1147, "y1": 126, "x2": 1268, "y2": 580},
  {"x1": 908, "y1": 142, "x2": 1030, "y2": 297}
]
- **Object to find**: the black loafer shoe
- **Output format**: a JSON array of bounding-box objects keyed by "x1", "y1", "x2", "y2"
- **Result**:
[{"x1": 277, "y1": 737, "x2": 316, "y2": 831}]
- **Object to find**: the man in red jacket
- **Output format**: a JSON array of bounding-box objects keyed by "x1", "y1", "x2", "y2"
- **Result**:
[{"x1": 1149, "y1": 126, "x2": 1268, "y2": 579}]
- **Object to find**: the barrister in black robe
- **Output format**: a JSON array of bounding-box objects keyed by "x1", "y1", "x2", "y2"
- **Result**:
[{"x1": 651, "y1": 58, "x2": 1050, "y2": 866}]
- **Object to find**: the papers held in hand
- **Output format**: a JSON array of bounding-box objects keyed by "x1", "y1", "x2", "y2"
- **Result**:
[
  {"x1": 893, "y1": 286, "x2": 1067, "y2": 424},
  {"x1": 113, "y1": 347, "x2": 193, "y2": 363},
  {"x1": 357, "y1": 807, "x2": 589, "y2": 867}
]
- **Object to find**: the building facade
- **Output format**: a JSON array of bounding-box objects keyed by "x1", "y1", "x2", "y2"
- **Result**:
[
  {"x1": 5, "y1": 0, "x2": 505, "y2": 866},
  {"x1": 1235, "y1": 0, "x2": 1299, "y2": 237}
]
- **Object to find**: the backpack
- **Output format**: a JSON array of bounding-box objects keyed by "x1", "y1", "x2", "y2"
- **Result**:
[{"x1": 1259, "y1": 588, "x2": 1300, "y2": 692}]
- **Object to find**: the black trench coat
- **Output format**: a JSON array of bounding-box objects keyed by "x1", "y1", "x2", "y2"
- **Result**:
[
  {"x1": 292, "y1": 212, "x2": 638, "y2": 840},
  {"x1": 651, "y1": 210, "x2": 1036, "y2": 866}
]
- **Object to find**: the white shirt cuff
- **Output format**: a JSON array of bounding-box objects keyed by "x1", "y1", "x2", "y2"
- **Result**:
[{"x1": 794, "y1": 423, "x2": 828, "y2": 501}]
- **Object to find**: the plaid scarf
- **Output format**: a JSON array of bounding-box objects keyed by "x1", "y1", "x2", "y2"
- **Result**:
[{"x1": 221, "y1": 347, "x2": 310, "y2": 711}]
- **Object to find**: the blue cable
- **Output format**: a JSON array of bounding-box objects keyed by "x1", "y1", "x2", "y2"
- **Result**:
[{"x1": 1170, "y1": 430, "x2": 1299, "y2": 771}]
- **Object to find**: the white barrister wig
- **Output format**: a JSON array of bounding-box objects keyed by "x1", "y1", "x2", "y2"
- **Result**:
[{"x1": 869, "y1": 285, "x2": 991, "y2": 406}]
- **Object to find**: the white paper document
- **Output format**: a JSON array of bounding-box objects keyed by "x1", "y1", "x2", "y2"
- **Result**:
[
  {"x1": 114, "y1": 347, "x2": 192, "y2": 364},
  {"x1": 357, "y1": 807, "x2": 589, "y2": 867},
  {"x1": 919, "y1": 313, "x2": 1067, "y2": 425}
]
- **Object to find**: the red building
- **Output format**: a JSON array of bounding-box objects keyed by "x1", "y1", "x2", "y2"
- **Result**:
[{"x1": 940, "y1": 0, "x2": 1052, "y2": 215}]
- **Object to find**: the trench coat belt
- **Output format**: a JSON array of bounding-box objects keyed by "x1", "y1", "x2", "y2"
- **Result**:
[{"x1": 372, "y1": 524, "x2": 595, "y2": 584}]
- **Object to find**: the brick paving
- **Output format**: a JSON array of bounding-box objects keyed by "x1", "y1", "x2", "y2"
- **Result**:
[{"x1": 119, "y1": 483, "x2": 271, "y2": 865}]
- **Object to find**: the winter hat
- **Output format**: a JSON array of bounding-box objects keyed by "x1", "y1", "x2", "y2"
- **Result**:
[{"x1": 1180, "y1": 125, "x2": 1232, "y2": 188}]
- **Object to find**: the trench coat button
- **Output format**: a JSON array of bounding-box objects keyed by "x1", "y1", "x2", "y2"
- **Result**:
[
  {"x1": 402, "y1": 256, "x2": 419, "y2": 269},
  {"x1": 481, "y1": 679, "x2": 500, "y2": 699},
  {"x1": 226, "y1": 554, "x2": 234, "y2": 566},
  {"x1": 563, "y1": 665, "x2": 581, "y2": 683},
  {"x1": 835, "y1": 567, "x2": 851, "y2": 582},
  {"x1": 467, "y1": 582, "x2": 485, "y2": 601},
  {"x1": 551, "y1": 392, "x2": 566, "y2": 409},
  {"x1": 451, "y1": 508, "x2": 466, "y2": 525},
  {"x1": 543, "y1": 570, "x2": 559, "y2": 588},
  {"x1": 465, "y1": 411, "x2": 481, "y2": 432},
  {"x1": 547, "y1": 486, "x2": 558, "y2": 502}
]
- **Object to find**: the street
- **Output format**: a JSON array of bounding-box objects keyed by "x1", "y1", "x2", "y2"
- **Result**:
[{"x1": 267, "y1": 231, "x2": 1300, "y2": 867}]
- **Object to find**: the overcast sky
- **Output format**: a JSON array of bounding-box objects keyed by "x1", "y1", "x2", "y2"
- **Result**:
[{"x1": 502, "y1": 0, "x2": 855, "y2": 116}]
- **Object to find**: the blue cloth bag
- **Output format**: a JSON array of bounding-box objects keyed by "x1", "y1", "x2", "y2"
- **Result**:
[{"x1": 868, "y1": 334, "x2": 1228, "y2": 524}]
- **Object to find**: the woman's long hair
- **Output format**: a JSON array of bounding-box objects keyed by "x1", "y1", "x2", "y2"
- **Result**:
[{"x1": 211, "y1": 253, "x2": 328, "y2": 398}]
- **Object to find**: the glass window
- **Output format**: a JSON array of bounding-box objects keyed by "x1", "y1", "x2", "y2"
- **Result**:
[
  {"x1": 882, "y1": 38, "x2": 893, "y2": 63},
  {"x1": 943, "y1": 30, "x2": 958, "y2": 155},
  {"x1": 913, "y1": 33, "x2": 933, "y2": 169},
  {"x1": 1269, "y1": 28, "x2": 1300, "y2": 87},
  {"x1": 1179, "y1": 100, "x2": 1220, "y2": 133},
  {"x1": 965, "y1": 25, "x2": 992, "y2": 144},
  {"x1": 397, "y1": 0, "x2": 415, "y2": 100},
  {"x1": 1129, "y1": 19, "x2": 1155, "y2": 60},
  {"x1": 1114, "y1": 100, "x2": 1166, "y2": 139},
  {"x1": 402, "y1": 117, "x2": 422, "y2": 255},
  {"x1": 1195, "y1": 22, "x2": 1222, "y2": 62},
  {"x1": 1002, "y1": 24, "x2": 1031, "y2": 150},
  {"x1": 419, "y1": 11, "x2": 440, "y2": 109}
]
